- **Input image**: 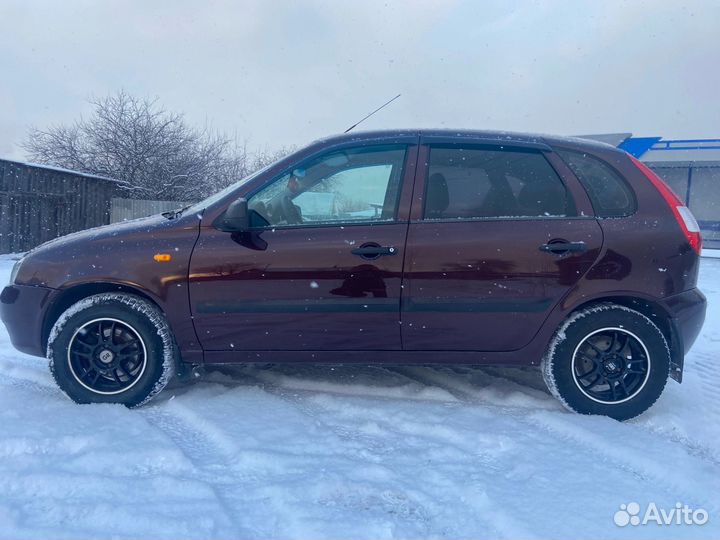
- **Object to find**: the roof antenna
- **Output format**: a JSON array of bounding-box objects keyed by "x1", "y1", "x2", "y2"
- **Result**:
[{"x1": 344, "y1": 94, "x2": 401, "y2": 133}]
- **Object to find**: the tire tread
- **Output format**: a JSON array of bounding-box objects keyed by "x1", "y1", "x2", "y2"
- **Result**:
[
  {"x1": 541, "y1": 302, "x2": 670, "y2": 420},
  {"x1": 47, "y1": 293, "x2": 177, "y2": 407}
]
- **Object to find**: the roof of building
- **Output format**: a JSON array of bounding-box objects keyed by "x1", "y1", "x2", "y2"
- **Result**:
[
  {"x1": 579, "y1": 134, "x2": 720, "y2": 164},
  {"x1": 635, "y1": 139, "x2": 720, "y2": 164},
  {"x1": 0, "y1": 157, "x2": 124, "y2": 184}
]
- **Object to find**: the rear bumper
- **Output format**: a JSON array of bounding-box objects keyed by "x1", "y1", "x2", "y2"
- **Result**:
[
  {"x1": 660, "y1": 287, "x2": 707, "y2": 382},
  {"x1": 0, "y1": 284, "x2": 55, "y2": 357}
]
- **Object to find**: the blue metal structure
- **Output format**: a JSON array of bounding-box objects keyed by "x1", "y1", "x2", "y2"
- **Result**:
[
  {"x1": 618, "y1": 137, "x2": 661, "y2": 157},
  {"x1": 646, "y1": 139, "x2": 720, "y2": 151}
]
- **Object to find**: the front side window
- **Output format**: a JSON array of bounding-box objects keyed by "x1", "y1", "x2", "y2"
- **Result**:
[
  {"x1": 248, "y1": 145, "x2": 406, "y2": 227},
  {"x1": 423, "y1": 146, "x2": 573, "y2": 220}
]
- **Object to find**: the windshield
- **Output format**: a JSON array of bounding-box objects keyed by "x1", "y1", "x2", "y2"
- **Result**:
[{"x1": 183, "y1": 162, "x2": 276, "y2": 217}]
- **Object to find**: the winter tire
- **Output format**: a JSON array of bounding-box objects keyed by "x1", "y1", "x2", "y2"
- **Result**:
[
  {"x1": 47, "y1": 293, "x2": 176, "y2": 407},
  {"x1": 542, "y1": 303, "x2": 670, "y2": 421}
]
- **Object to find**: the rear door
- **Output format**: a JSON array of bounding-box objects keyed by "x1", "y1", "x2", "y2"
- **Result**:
[{"x1": 401, "y1": 138, "x2": 603, "y2": 352}]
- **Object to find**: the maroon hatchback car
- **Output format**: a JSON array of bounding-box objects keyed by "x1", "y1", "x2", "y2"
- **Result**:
[{"x1": 1, "y1": 130, "x2": 707, "y2": 419}]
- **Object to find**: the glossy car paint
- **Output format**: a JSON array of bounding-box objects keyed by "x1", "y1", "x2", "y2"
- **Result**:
[
  {"x1": 402, "y1": 218, "x2": 604, "y2": 351},
  {"x1": 402, "y1": 142, "x2": 604, "y2": 352},
  {"x1": 190, "y1": 223, "x2": 409, "y2": 351},
  {"x1": 0, "y1": 130, "x2": 706, "y2": 376},
  {"x1": 188, "y1": 142, "x2": 418, "y2": 354},
  {"x1": 3, "y1": 214, "x2": 203, "y2": 363}
]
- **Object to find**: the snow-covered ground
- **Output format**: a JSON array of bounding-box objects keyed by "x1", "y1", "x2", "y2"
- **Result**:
[{"x1": 0, "y1": 254, "x2": 718, "y2": 539}]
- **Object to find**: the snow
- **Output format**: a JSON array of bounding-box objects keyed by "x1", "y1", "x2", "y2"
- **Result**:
[
  {"x1": 0, "y1": 254, "x2": 719, "y2": 539},
  {"x1": 0, "y1": 157, "x2": 124, "y2": 185}
]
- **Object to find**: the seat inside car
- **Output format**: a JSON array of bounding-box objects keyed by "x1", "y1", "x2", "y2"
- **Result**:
[
  {"x1": 517, "y1": 180, "x2": 566, "y2": 216},
  {"x1": 480, "y1": 170, "x2": 518, "y2": 217},
  {"x1": 425, "y1": 172, "x2": 449, "y2": 218}
]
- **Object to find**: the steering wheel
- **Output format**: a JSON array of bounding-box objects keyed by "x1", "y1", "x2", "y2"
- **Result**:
[{"x1": 280, "y1": 194, "x2": 302, "y2": 225}]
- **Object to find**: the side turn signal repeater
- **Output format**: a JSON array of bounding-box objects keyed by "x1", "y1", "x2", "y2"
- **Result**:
[{"x1": 153, "y1": 253, "x2": 172, "y2": 262}]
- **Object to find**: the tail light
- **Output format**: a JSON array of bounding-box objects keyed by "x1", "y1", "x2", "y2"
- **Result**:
[{"x1": 629, "y1": 155, "x2": 702, "y2": 255}]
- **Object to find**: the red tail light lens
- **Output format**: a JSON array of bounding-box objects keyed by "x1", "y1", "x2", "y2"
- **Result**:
[{"x1": 629, "y1": 155, "x2": 702, "y2": 255}]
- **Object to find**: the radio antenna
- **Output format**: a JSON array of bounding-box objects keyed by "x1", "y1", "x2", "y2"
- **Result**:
[{"x1": 344, "y1": 94, "x2": 401, "y2": 133}]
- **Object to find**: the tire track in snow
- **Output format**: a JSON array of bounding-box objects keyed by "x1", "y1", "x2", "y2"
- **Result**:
[
  {"x1": 526, "y1": 411, "x2": 720, "y2": 513},
  {"x1": 246, "y1": 367, "x2": 472, "y2": 455},
  {"x1": 387, "y1": 365, "x2": 555, "y2": 411},
  {"x1": 0, "y1": 357, "x2": 57, "y2": 394},
  {"x1": 456, "y1": 367, "x2": 720, "y2": 466},
  {"x1": 140, "y1": 400, "x2": 249, "y2": 537},
  {"x1": 395, "y1": 366, "x2": 719, "y2": 513},
  {"x1": 689, "y1": 351, "x2": 720, "y2": 417},
  {"x1": 205, "y1": 370, "x2": 460, "y2": 539},
  {"x1": 633, "y1": 420, "x2": 720, "y2": 467},
  {"x1": 0, "y1": 373, "x2": 59, "y2": 396},
  {"x1": 477, "y1": 365, "x2": 550, "y2": 394},
  {"x1": 248, "y1": 367, "x2": 536, "y2": 539}
]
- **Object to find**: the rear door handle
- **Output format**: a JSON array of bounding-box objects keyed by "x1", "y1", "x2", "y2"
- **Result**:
[
  {"x1": 539, "y1": 241, "x2": 587, "y2": 254},
  {"x1": 351, "y1": 243, "x2": 397, "y2": 260}
]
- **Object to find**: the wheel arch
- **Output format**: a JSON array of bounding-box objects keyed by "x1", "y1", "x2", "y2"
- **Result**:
[{"x1": 42, "y1": 282, "x2": 164, "y2": 351}]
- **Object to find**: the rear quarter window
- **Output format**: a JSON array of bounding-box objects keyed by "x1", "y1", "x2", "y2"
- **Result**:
[{"x1": 558, "y1": 150, "x2": 636, "y2": 217}]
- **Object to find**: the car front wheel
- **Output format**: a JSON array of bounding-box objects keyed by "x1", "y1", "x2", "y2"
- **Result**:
[
  {"x1": 542, "y1": 303, "x2": 670, "y2": 421},
  {"x1": 47, "y1": 293, "x2": 176, "y2": 407}
]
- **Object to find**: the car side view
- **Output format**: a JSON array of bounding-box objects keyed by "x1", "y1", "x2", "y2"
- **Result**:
[{"x1": 0, "y1": 130, "x2": 707, "y2": 420}]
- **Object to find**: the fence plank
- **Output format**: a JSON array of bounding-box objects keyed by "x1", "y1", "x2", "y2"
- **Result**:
[
  {"x1": 110, "y1": 198, "x2": 186, "y2": 223},
  {"x1": 0, "y1": 159, "x2": 119, "y2": 254}
]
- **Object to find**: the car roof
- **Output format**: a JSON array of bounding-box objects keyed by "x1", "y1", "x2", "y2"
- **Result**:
[{"x1": 311, "y1": 129, "x2": 621, "y2": 153}]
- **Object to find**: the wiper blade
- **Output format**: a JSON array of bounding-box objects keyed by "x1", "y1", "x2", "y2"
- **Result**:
[{"x1": 162, "y1": 205, "x2": 192, "y2": 220}]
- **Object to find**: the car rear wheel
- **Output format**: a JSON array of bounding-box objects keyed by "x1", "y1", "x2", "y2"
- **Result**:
[
  {"x1": 47, "y1": 293, "x2": 176, "y2": 407},
  {"x1": 541, "y1": 303, "x2": 670, "y2": 421}
]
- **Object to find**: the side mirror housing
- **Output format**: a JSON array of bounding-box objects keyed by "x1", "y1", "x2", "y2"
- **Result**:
[{"x1": 218, "y1": 198, "x2": 249, "y2": 232}]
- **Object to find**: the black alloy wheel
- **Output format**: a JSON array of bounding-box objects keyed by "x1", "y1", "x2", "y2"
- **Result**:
[{"x1": 68, "y1": 318, "x2": 147, "y2": 395}]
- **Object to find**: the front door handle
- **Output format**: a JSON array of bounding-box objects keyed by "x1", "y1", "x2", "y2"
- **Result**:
[
  {"x1": 539, "y1": 241, "x2": 587, "y2": 254},
  {"x1": 351, "y1": 243, "x2": 397, "y2": 260}
]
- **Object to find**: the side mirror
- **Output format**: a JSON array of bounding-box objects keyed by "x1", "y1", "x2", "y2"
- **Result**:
[{"x1": 218, "y1": 198, "x2": 249, "y2": 232}]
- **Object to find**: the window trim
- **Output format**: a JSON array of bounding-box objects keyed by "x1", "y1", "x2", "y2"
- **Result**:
[
  {"x1": 244, "y1": 144, "x2": 410, "y2": 230},
  {"x1": 420, "y1": 143, "x2": 577, "y2": 222},
  {"x1": 420, "y1": 134, "x2": 552, "y2": 152},
  {"x1": 410, "y1": 215, "x2": 596, "y2": 225}
]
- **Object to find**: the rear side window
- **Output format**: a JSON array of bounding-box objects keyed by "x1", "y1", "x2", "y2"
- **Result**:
[
  {"x1": 558, "y1": 150, "x2": 636, "y2": 217},
  {"x1": 423, "y1": 146, "x2": 574, "y2": 220}
]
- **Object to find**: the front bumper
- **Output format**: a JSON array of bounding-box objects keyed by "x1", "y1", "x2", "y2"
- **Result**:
[
  {"x1": 0, "y1": 284, "x2": 55, "y2": 357},
  {"x1": 661, "y1": 287, "x2": 707, "y2": 383}
]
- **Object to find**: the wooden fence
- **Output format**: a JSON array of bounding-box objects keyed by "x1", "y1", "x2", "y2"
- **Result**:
[
  {"x1": 110, "y1": 198, "x2": 188, "y2": 223},
  {"x1": 0, "y1": 159, "x2": 119, "y2": 254}
]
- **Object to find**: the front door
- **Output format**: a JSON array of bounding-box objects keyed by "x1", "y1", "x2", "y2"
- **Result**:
[
  {"x1": 189, "y1": 143, "x2": 417, "y2": 353},
  {"x1": 402, "y1": 142, "x2": 603, "y2": 352}
]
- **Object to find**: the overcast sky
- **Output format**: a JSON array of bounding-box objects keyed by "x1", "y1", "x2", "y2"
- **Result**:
[{"x1": 1, "y1": 0, "x2": 719, "y2": 160}]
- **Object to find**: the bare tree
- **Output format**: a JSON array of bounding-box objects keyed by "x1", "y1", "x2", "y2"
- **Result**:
[{"x1": 22, "y1": 91, "x2": 292, "y2": 201}]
